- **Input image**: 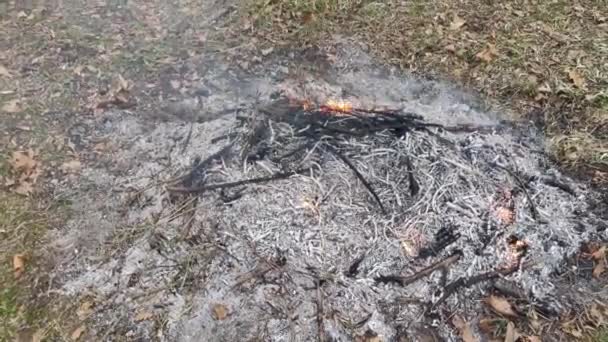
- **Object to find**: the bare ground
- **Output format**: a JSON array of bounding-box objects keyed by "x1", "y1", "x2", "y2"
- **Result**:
[{"x1": 1, "y1": 1, "x2": 608, "y2": 342}]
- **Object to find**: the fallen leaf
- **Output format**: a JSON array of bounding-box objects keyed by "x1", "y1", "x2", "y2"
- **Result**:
[
  {"x1": 8, "y1": 149, "x2": 40, "y2": 195},
  {"x1": 495, "y1": 207, "x2": 515, "y2": 225},
  {"x1": 61, "y1": 160, "x2": 82, "y2": 174},
  {"x1": 0, "y1": 64, "x2": 12, "y2": 78},
  {"x1": 591, "y1": 246, "x2": 606, "y2": 260},
  {"x1": 568, "y1": 69, "x2": 586, "y2": 89},
  {"x1": 71, "y1": 325, "x2": 86, "y2": 341},
  {"x1": 452, "y1": 315, "x2": 477, "y2": 342},
  {"x1": 445, "y1": 44, "x2": 456, "y2": 53},
  {"x1": 484, "y1": 295, "x2": 518, "y2": 317},
  {"x1": 504, "y1": 322, "x2": 516, "y2": 342},
  {"x1": 450, "y1": 15, "x2": 466, "y2": 30},
  {"x1": 476, "y1": 44, "x2": 498, "y2": 63},
  {"x1": 527, "y1": 337, "x2": 541, "y2": 342},
  {"x1": 77, "y1": 301, "x2": 94, "y2": 320},
  {"x1": 135, "y1": 310, "x2": 154, "y2": 321},
  {"x1": 13, "y1": 254, "x2": 25, "y2": 278},
  {"x1": 593, "y1": 258, "x2": 605, "y2": 278},
  {"x1": 2, "y1": 99, "x2": 22, "y2": 113},
  {"x1": 212, "y1": 303, "x2": 228, "y2": 320}
]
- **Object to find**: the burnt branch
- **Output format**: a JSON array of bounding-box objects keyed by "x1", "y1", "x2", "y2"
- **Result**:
[{"x1": 375, "y1": 250, "x2": 462, "y2": 286}]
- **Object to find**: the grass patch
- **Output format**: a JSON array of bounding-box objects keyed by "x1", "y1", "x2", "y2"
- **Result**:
[
  {"x1": 0, "y1": 195, "x2": 49, "y2": 340},
  {"x1": 246, "y1": 0, "x2": 608, "y2": 177}
]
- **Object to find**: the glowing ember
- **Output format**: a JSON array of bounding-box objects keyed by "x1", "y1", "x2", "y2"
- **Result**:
[{"x1": 320, "y1": 99, "x2": 353, "y2": 114}]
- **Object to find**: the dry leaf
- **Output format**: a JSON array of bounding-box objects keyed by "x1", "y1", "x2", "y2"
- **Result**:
[
  {"x1": 452, "y1": 315, "x2": 477, "y2": 342},
  {"x1": 593, "y1": 258, "x2": 605, "y2": 278},
  {"x1": 71, "y1": 325, "x2": 86, "y2": 341},
  {"x1": 0, "y1": 64, "x2": 12, "y2": 78},
  {"x1": 13, "y1": 254, "x2": 25, "y2": 278},
  {"x1": 568, "y1": 69, "x2": 586, "y2": 89},
  {"x1": 212, "y1": 303, "x2": 228, "y2": 320},
  {"x1": 61, "y1": 160, "x2": 82, "y2": 174},
  {"x1": 2, "y1": 99, "x2": 22, "y2": 113},
  {"x1": 527, "y1": 337, "x2": 541, "y2": 342},
  {"x1": 476, "y1": 44, "x2": 498, "y2": 63},
  {"x1": 10, "y1": 150, "x2": 37, "y2": 172},
  {"x1": 450, "y1": 15, "x2": 466, "y2": 30},
  {"x1": 484, "y1": 295, "x2": 518, "y2": 317},
  {"x1": 504, "y1": 322, "x2": 516, "y2": 342},
  {"x1": 77, "y1": 301, "x2": 94, "y2": 320},
  {"x1": 135, "y1": 310, "x2": 154, "y2": 321},
  {"x1": 495, "y1": 207, "x2": 515, "y2": 225},
  {"x1": 591, "y1": 246, "x2": 606, "y2": 260}
]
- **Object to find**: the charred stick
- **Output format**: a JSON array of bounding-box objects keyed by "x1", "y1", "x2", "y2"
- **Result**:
[
  {"x1": 316, "y1": 277, "x2": 325, "y2": 342},
  {"x1": 432, "y1": 261, "x2": 523, "y2": 309},
  {"x1": 491, "y1": 163, "x2": 539, "y2": 220},
  {"x1": 167, "y1": 169, "x2": 306, "y2": 194},
  {"x1": 405, "y1": 155, "x2": 420, "y2": 196},
  {"x1": 375, "y1": 250, "x2": 462, "y2": 286},
  {"x1": 323, "y1": 144, "x2": 386, "y2": 214},
  {"x1": 345, "y1": 253, "x2": 366, "y2": 278}
]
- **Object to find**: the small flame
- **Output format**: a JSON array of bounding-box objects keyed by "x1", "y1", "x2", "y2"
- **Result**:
[{"x1": 321, "y1": 99, "x2": 353, "y2": 114}]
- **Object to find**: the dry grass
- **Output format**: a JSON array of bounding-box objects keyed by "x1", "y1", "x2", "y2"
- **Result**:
[{"x1": 246, "y1": 0, "x2": 608, "y2": 178}]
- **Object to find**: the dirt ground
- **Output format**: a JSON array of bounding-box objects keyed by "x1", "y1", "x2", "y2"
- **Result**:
[{"x1": 1, "y1": 0, "x2": 608, "y2": 341}]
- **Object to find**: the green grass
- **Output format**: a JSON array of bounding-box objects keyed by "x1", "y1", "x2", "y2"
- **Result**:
[{"x1": 0, "y1": 195, "x2": 62, "y2": 340}]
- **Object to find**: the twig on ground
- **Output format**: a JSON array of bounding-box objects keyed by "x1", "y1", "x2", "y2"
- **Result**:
[{"x1": 375, "y1": 250, "x2": 462, "y2": 286}]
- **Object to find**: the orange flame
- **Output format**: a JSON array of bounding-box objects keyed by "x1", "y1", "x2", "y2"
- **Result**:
[{"x1": 320, "y1": 99, "x2": 353, "y2": 114}]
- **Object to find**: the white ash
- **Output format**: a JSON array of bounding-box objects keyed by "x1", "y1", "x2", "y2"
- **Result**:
[{"x1": 50, "y1": 47, "x2": 606, "y2": 341}]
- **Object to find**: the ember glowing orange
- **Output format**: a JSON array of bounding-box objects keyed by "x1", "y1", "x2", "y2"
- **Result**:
[{"x1": 321, "y1": 99, "x2": 353, "y2": 114}]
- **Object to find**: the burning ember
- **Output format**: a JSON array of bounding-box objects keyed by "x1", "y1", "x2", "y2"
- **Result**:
[{"x1": 320, "y1": 99, "x2": 353, "y2": 114}]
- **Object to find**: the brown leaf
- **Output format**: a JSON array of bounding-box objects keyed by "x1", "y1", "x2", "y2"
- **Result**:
[
  {"x1": 527, "y1": 337, "x2": 541, "y2": 342},
  {"x1": 77, "y1": 301, "x2": 94, "y2": 320},
  {"x1": 0, "y1": 64, "x2": 12, "y2": 78},
  {"x1": 504, "y1": 322, "x2": 516, "y2": 342},
  {"x1": 61, "y1": 160, "x2": 82, "y2": 174},
  {"x1": 495, "y1": 207, "x2": 515, "y2": 225},
  {"x1": 13, "y1": 254, "x2": 25, "y2": 278},
  {"x1": 476, "y1": 44, "x2": 498, "y2": 63},
  {"x1": 2, "y1": 99, "x2": 23, "y2": 113},
  {"x1": 452, "y1": 315, "x2": 478, "y2": 342},
  {"x1": 593, "y1": 258, "x2": 605, "y2": 278},
  {"x1": 484, "y1": 295, "x2": 518, "y2": 317},
  {"x1": 9, "y1": 149, "x2": 40, "y2": 195},
  {"x1": 10, "y1": 150, "x2": 37, "y2": 172},
  {"x1": 135, "y1": 310, "x2": 154, "y2": 321},
  {"x1": 212, "y1": 303, "x2": 228, "y2": 320},
  {"x1": 450, "y1": 15, "x2": 466, "y2": 30},
  {"x1": 591, "y1": 246, "x2": 606, "y2": 260},
  {"x1": 568, "y1": 69, "x2": 586, "y2": 89},
  {"x1": 71, "y1": 325, "x2": 86, "y2": 341}
]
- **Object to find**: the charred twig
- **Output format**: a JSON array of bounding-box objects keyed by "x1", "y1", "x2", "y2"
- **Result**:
[
  {"x1": 345, "y1": 253, "x2": 366, "y2": 278},
  {"x1": 375, "y1": 250, "x2": 462, "y2": 286},
  {"x1": 432, "y1": 260, "x2": 528, "y2": 309},
  {"x1": 492, "y1": 163, "x2": 540, "y2": 220},
  {"x1": 167, "y1": 169, "x2": 306, "y2": 194},
  {"x1": 418, "y1": 226, "x2": 461, "y2": 259},
  {"x1": 323, "y1": 144, "x2": 386, "y2": 214},
  {"x1": 405, "y1": 155, "x2": 420, "y2": 196},
  {"x1": 316, "y1": 277, "x2": 325, "y2": 342}
]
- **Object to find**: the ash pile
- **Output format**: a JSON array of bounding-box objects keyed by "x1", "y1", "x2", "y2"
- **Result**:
[{"x1": 157, "y1": 95, "x2": 601, "y2": 340}]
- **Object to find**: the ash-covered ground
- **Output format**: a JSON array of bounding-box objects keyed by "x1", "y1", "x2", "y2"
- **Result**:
[{"x1": 48, "y1": 41, "x2": 608, "y2": 341}]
